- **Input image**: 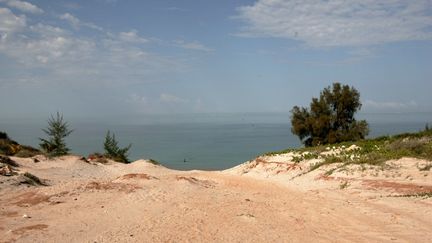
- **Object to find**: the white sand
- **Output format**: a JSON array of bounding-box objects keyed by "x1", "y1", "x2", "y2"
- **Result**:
[{"x1": 0, "y1": 154, "x2": 431, "y2": 242}]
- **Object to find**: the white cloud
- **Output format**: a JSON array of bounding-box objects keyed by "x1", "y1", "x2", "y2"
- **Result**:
[
  {"x1": 127, "y1": 94, "x2": 148, "y2": 104},
  {"x1": 59, "y1": 13, "x2": 80, "y2": 29},
  {"x1": 236, "y1": 0, "x2": 432, "y2": 47},
  {"x1": 0, "y1": 7, "x2": 26, "y2": 33},
  {"x1": 364, "y1": 100, "x2": 418, "y2": 110},
  {"x1": 160, "y1": 93, "x2": 188, "y2": 104},
  {"x1": 1, "y1": 0, "x2": 43, "y2": 14},
  {"x1": 0, "y1": 7, "x2": 186, "y2": 87},
  {"x1": 118, "y1": 30, "x2": 149, "y2": 44},
  {"x1": 59, "y1": 12, "x2": 103, "y2": 31},
  {"x1": 174, "y1": 40, "x2": 213, "y2": 52},
  {"x1": 0, "y1": 22, "x2": 94, "y2": 67}
]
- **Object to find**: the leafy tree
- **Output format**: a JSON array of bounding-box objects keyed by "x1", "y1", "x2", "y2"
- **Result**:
[
  {"x1": 103, "y1": 130, "x2": 131, "y2": 163},
  {"x1": 291, "y1": 82, "x2": 369, "y2": 146},
  {"x1": 39, "y1": 112, "x2": 73, "y2": 156}
]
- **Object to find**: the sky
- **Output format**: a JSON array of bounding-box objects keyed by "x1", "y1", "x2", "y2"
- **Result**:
[{"x1": 1, "y1": 0, "x2": 432, "y2": 120}]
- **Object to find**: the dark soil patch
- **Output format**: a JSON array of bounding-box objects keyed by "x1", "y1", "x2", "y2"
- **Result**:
[{"x1": 12, "y1": 191, "x2": 51, "y2": 207}]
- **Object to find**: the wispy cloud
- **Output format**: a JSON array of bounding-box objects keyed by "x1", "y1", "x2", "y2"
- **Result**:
[
  {"x1": 173, "y1": 40, "x2": 213, "y2": 52},
  {"x1": 0, "y1": 7, "x2": 26, "y2": 33},
  {"x1": 364, "y1": 100, "x2": 418, "y2": 111},
  {"x1": 127, "y1": 94, "x2": 148, "y2": 105},
  {"x1": 59, "y1": 12, "x2": 103, "y2": 31},
  {"x1": 59, "y1": 13, "x2": 80, "y2": 29},
  {"x1": 160, "y1": 93, "x2": 188, "y2": 104},
  {"x1": 118, "y1": 30, "x2": 149, "y2": 44},
  {"x1": 125, "y1": 93, "x2": 206, "y2": 113},
  {"x1": 236, "y1": 0, "x2": 432, "y2": 47},
  {"x1": 0, "y1": 0, "x2": 43, "y2": 14}
]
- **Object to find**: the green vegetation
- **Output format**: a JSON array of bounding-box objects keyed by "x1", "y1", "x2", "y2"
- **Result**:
[
  {"x1": 88, "y1": 152, "x2": 109, "y2": 164},
  {"x1": 339, "y1": 181, "x2": 350, "y2": 189},
  {"x1": 0, "y1": 155, "x2": 19, "y2": 167},
  {"x1": 308, "y1": 131, "x2": 431, "y2": 173},
  {"x1": 148, "y1": 159, "x2": 160, "y2": 165},
  {"x1": 0, "y1": 131, "x2": 20, "y2": 155},
  {"x1": 264, "y1": 148, "x2": 295, "y2": 156},
  {"x1": 39, "y1": 112, "x2": 73, "y2": 157},
  {"x1": 392, "y1": 191, "x2": 432, "y2": 198},
  {"x1": 291, "y1": 82, "x2": 369, "y2": 147},
  {"x1": 265, "y1": 127, "x2": 432, "y2": 176},
  {"x1": 14, "y1": 145, "x2": 42, "y2": 158},
  {"x1": 0, "y1": 131, "x2": 9, "y2": 139},
  {"x1": 20, "y1": 172, "x2": 47, "y2": 186},
  {"x1": 103, "y1": 130, "x2": 132, "y2": 163},
  {"x1": 0, "y1": 131, "x2": 41, "y2": 157}
]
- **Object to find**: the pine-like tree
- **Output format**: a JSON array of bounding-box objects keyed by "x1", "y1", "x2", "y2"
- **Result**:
[
  {"x1": 39, "y1": 112, "x2": 73, "y2": 156},
  {"x1": 103, "y1": 130, "x2": 131, "y2": 163}
]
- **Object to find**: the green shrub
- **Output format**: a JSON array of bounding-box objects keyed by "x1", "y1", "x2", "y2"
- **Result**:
[
  {"x1": 103, "y1": 130, "x2": 131, "y2": 163},
  {"x1": 0, "y1": 131, "x2": 20, "y2": 156},
  {"x1": 291, "y1": 82, "x2": 369, "y2": 146},
  {"x1": 0, "y1": 131, "x2": 9, "y2": 139},
  {"x1": 14, "y1": 145, "x2": 42, "y2": 158},
  {"x1": 20, "y1": 172, "x2": 47, "y2": 186},
  {"x1": 39, "y1": 112, "x2": 73, "y2": 157},
  {"x1": 0, "y1": 155, "x2": 19, "y2": 167},
  {"x1": 88, "y1": 152, "x2": 109, "y2": 164},
  {"x1": 148, "y1": 159, "x2": 160, "y2": 165}
]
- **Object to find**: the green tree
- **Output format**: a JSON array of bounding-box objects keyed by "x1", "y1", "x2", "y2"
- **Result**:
[
  {"x1": 103, "y1": 130, "x2": 131, "y2": 163},
  {"x1": 39, "y1": 112, "x2": 73, "y2": 156},
  {"x1": 291, "y1": 83, "x2": 369, "y2": 146}
]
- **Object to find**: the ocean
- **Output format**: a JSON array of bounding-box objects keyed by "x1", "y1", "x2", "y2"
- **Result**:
[{"x1": 1, "y1": 112, "x2": 432, "y2": 170}]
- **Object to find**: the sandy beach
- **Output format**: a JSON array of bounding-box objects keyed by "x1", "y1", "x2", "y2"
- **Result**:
[{"x1": 1, "y1": 152, "x2": 431, "y2": 243}]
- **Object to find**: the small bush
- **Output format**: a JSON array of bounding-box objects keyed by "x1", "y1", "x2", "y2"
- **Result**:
[
  {"x1": 20, "y1": 172, "x2": 47, "y2": 186},
  {"x1": 14, "y1": 145, "x2": 42, "y2": 158},
  {"x1": 88, "y1": 152, "x2": 109, "y2": 164},
  {"x1": 339, "y1": 181, "x2": 350, "y2": 189},
  {"x1": 39, "y1": 112, "x2": 73, "y2": 157},
  {"x1": 0, "y1": 134, "x2": 20, "y2": 156},
  {"x1": 0, "y1": 131, "x2": 9, "y2": 139},
  {"x1": 0, "y1": 155, "x2": 19, "y2": 167},
  {"x1": 148, "y1": 159, "x2": 160, "y2": 165},
  {"x1": 393, "y1": 191, "x2": 432, "y2": 198},
  {"x1": 309, "y1": 156, "x2": 343, "y2": 172},
  {"x1": 103, "y1": 130, "x2": 131, "y2": 163}
]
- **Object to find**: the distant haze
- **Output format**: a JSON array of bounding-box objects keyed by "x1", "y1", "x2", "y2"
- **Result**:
[{"x1": 1, "y1": 0, "x2": 432, "y2": 119}]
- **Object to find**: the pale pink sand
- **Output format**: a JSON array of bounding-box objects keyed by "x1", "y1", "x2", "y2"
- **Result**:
[{"x1": 1, "y1": 154, "x2": 431, "y2": 242}]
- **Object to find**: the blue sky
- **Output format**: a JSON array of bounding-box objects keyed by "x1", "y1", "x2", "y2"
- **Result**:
[{"x1": 1, "y1": 0, "x2": 432, "y2": 119}]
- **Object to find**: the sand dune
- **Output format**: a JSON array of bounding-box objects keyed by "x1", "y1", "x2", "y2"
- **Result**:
[{"x1": 1, "y1": 154, "x2": 431, "y2": 242}]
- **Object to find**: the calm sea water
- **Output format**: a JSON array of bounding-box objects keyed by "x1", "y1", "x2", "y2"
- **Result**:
[{"x1": 1, "y1": 112, "x2": 432, "y2": 170}]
